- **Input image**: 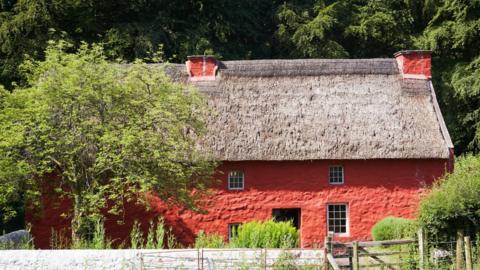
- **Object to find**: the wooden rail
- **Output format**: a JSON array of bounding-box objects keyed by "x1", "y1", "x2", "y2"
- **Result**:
[
  {"x1": 327, "y1": 253, "x2": 341, "y2": 270},
  {"x1": 326, "y1": 236, "x2": 417, "y2": 270},
  {"x1": 333, "y1": 239, "x2": 415, "y2": 248}
]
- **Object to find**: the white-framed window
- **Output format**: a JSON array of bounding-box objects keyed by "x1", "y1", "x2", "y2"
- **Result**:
[
  {"x1": 228, "y1": 223, "x2": 241, "y2": 240},
  {"x1": 329, "y1": 166, "x2": 344, "y2": 184},
  {"x1": 228, "y1": 171, "x2": 244, "y2": 190},
  {"x1": 327, "y1": 204, "x2": 348, "y2": 235}
]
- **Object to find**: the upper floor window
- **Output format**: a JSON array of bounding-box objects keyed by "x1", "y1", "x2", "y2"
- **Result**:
[
  {"x1": 329, "y1": 166, "x2": 344, "y2": 184},
  {"x1": 228, "y1": 171, "x2": 244, "y2": 190}
]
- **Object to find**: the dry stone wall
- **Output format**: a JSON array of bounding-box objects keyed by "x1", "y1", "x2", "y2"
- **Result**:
[{"x1": 0, "y1": 249, "x2": 324, "y2": 270}]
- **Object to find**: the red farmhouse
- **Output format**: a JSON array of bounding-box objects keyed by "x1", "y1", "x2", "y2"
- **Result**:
[{"x1": 31, "y1": 51, "x2": 453, "y2": 248}]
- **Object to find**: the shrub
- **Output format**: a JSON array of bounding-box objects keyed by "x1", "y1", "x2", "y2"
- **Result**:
[
  {"x1": 419, "y1": 155, "x2": 480, "y2": 238},
  {"x1": 129, "y1": 220, "x2": 144, "y2": 249},
  {"x1": 273, "y1": 251, "x2": 298, "y2": 270},
  {"x1": 130, "y1": 218, "x2": 169, "y2": 249},
  {"x1": 194, "y1": 230, "x2": 225, "y2": 248},
  {"x1": 230, "y1": 220, "x2": 298, "y2": 248},
  {"x1": 371, "y1": 216, "x2": 417, "y2": 240},
  {"x1": 69, "y1": 218, "x2": 112, "y2": 249},
  {"x1": 145, "y1": 218, "x2": 166, "y2": 249}
]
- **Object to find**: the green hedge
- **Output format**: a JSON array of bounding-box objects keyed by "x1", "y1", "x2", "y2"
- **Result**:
[
  {"x1": 371, "y1": 216, "x2": 417, "y2": 240},
  {"x1": 419, "y1": 155, "x2": 480, "y2": 238}
]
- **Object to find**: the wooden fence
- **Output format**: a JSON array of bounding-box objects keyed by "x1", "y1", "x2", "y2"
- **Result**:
[{"x1": 325, "y1": 229, "x2": 477, "y2": 270}]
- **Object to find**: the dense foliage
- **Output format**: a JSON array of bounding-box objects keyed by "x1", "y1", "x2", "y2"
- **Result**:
[
  {"x1": 194, "y1": 220, "x2": 298, "y2": 248},
  {"x1": 194, "y1": 230, "x2": 225, "y2": 248},
  {"x1": 419, "y1": 155, "x2": 480, "y2": 238},
  {"x1": 0, "y1": 0, "x2": 478, "y2": 154},
  {"x1": 0, "y1": 41, "x2": 216, "y2": 241},
  {"x1": 229, "y1": 220, "x2": 299, "y2": 248},
  {"x1": 371, "y1": 216, "x2": 417, "y2": 241}
]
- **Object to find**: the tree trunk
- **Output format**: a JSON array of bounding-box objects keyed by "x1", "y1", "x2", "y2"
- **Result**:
[{"x1": 71, "y1": 194, "x2": 84, "y2": 244}]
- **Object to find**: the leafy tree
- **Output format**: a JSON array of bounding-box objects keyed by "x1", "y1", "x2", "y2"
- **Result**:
[
  {"x1": 275, "y1": 0, "x2": 351, "y2": 58},
  {"x1": 419, "y1": 155, "x2": 480, "y2": 237},
  {"x1": 449, "y1": 56, "x2": 480, "y2": 151},
  {"x1": 418, "y1": 0, "x2": 480, "y2": 153},
  {"x1": 345, "y1": 0, "x2": 415, "y2": 57},
  {"x1": 0, "y1": 0, "x2": 282, "y2": 87},
  {"x1": 0, "y1": 41, "x2": 216, "y2": 242}
]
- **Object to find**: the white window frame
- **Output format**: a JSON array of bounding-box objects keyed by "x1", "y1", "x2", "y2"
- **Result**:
[
  {"x1": 228, "y1": 171, "x2": 244, "y2": 190},
  {"x1": 326, "y1": 203, "x2": 349, "y2": 236},
  {"x1": 329, "y1": 165, "x2": 344, "y2": 185},
  {"x1": 228, "y1": 223, "x2": 241, "y2": 241}
]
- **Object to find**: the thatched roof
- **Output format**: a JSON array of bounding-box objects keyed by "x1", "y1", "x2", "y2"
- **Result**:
[{"x1": 163, "y1": 59, "x2": 452, "y2": 160}]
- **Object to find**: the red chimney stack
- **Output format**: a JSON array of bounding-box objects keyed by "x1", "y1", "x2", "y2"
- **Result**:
[
  {"x1": 394, "y1": 50, "x2": 431, "y2": 79},
  {"x1": 186, "y1": 56, "x2": 218, "y2": 81}
]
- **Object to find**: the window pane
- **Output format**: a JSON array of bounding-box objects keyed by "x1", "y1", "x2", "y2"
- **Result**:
[
  {"x1": 229, "y1": 223, "x2": 241, "y2": 240},
  {"x1": 329, "y1": 166, "x2": 344, "y2": 184},
  {"x1": 228, "y1": 171, "x2": 244, "y2": 190},
  {"x1": 327, "y1": 204, "x2": 348, "y2": 234}
]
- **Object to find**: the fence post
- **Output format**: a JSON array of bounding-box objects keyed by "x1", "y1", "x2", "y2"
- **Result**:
[
  {"x1": 200, "y1": 248, "x2": 204, "y2": 270},
  {"x1": 464, "y1": 236, "x2": 473, "y2": 270},
  {"x1": 197, "y1": 249, "x2": 200, "y2": 270},
  {"x1": 456, "y1": 229, "x2": 465, "y2": 270},
  {"x1": 327, "y1": 232, "x2": 333, "y2": 253},
  {"x1": 418, "y1": 228, "x2": 425, "y2": 270},
  {"x1": 264, "y1": 248, "x2": 267, "y2": 270},
  {"x1": 139, "y1": 252, "x2": 144, "y2": 270},
  {"x1": 352, "y1": 241, "x2": 359, "y2": 270},
  {"x1": 324, "y1": 234, "x2": 332, "y2": 270}
]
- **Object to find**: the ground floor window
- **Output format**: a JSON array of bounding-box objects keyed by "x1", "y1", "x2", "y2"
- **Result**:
[
  {"x1": 327, "y1": 204, "x2": 348, "y2": 235},
  {"x1": 228, "y1": 223, "x2": 241, "y2": 240}
]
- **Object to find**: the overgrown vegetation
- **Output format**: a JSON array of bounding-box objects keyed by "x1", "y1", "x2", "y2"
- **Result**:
[
  {"x1": 371, "y1": 216, "x2": 417, "y2": 241},
  {"x1": 194, "y1": 220, "x2": 299, "y2": 249},
  {"x1": 194, "y1": 230, "x2": 225, "y2": 248},
  {"x1": 419, "y1": 155, "x2": 480, "y2": 238},
  {"x1": 0, "y1": 236, "x2": 33, "y2": 250},
  {"x1": 49, "y1": 217, "x2": 171, "y2": 249},
  {"x1": 0, "y1": 41, "x2": 216, "y2": 243},
  {"x1": 230, "y1": 220, "x2": 298, "y2": 248},
  {"x1": 0, "y1": 226, "x2": 33, "y2": 250},
  {"x1": 130, "y1": 218, "x2": 169, "y2": 249}
]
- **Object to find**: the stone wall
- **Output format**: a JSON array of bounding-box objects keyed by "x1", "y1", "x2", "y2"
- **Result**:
[{"x1": 0, "y1": 248, "x2": 324, "y2": 270}]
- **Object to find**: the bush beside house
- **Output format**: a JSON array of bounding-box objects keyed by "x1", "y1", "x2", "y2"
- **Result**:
[
  {"x1": 371, "y1": 216, "x2": 417, "y2": 240},
  {"x1": 195, "y1": 220, "x2": 298, "y2": 248},
  {"x1": 419, "y1": 155, "x2": 480, "y2": 238}
]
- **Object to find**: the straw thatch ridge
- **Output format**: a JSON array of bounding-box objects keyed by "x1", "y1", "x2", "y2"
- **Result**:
[
  {"x1": 160, "y1": 59, "x2": 451, "y2": 160},
  {"x1": 218, "y1": 59, "x2": 398, "y2": 77}
]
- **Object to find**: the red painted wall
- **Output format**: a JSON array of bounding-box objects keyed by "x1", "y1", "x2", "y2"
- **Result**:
[{"x1": 29, "y1": 159, "x2": 449, "y2": 248}]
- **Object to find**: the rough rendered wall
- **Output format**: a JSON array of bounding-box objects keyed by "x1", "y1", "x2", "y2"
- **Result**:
[{"x1": 29, "y1": 159, "x2": 448, "y2": 248}]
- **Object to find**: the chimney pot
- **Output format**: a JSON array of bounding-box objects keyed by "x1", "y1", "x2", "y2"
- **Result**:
[
  {"x1": 394, "y1": 50, "x2": 432, "y2": 79},
  {"x1": 186, "y1": 56, "x2": 218, "y2": 81}
]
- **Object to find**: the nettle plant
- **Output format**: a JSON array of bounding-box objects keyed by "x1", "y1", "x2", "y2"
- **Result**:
[{"x1": 0, "y1": 41, "x2": 216, "y2": 243}]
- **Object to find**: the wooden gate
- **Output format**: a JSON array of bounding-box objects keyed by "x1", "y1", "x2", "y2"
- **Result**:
[{"x1": 324, "y1": 233, "x2": 416, "y2": 269}]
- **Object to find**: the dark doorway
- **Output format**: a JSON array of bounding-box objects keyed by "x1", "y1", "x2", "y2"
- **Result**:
[{"x1": 272, "y1": 208, "x2": 301, "y2": 229}]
